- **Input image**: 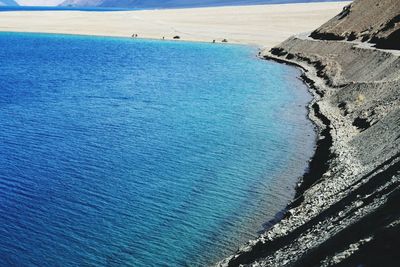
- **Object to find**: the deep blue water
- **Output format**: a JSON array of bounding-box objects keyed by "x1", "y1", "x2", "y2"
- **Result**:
[{"x1": 0, "y1": 32, "x2": 315, "y2": 266}]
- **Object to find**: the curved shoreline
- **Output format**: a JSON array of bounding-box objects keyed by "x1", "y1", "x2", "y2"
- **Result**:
[
  {"x1": 218, "y1": 32, "x2": 400, "y2": 266},
  {"x1": 262, "y1": 53, "x2": 332, "y2": 203},
  {"x1": 0, "y1": 31, "x2": 320, "y2": 266},
  {"x1": 216, "y1": 50, "x2": 336, "y2": 266}
]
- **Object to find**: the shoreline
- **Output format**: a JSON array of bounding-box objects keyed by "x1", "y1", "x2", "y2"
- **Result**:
[
  {"x1": 0, "y1": 30, "x2": 255, "y2": 46},
  {"x1": 0, "y1": 2, "x2": 349, "y2": 48},
  {"x1": 251, "y1": 51, "x2": 333, "y2": 246},
  {"x1": 262, "y1": 53, "x2": 333, "y2": 205},
  {"x1": 1, "y1": 29, "x2": 328, "y2": 266},
  {"x1": 3, "y1": 30, "x2": 320, "y2": 264},
  {"x1": 218, "y1": 45, "x2": 343, "y2": 266},
  {"x1": 2, "y1": 29, "x2": 331, "y2": 265},
  {"x1": 218, "y1": 29, "x2": 400, "y2": 265}
]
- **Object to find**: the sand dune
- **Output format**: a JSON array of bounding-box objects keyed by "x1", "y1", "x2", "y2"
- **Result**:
[{"x1": 0, "y1": 2, "x2": 349, "y2": 48}]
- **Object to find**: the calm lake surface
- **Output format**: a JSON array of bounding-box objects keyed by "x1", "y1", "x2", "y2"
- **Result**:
[{"x1": 0, "y1": 32, "x2": 315, "y2": 266}]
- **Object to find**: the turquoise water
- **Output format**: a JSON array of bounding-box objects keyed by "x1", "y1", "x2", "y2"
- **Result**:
[{"x1": 0, "y1": 32, "x2": 315, "y2": 266}]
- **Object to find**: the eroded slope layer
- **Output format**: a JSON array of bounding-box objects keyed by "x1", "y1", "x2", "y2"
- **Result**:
[{"x1": 310, "y1": 0, "x2": 400, "y2": 49}]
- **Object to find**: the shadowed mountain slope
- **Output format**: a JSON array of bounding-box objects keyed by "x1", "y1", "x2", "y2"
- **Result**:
[{"x1": 310, "y1": 0, "x2": 400, "y2": 49}]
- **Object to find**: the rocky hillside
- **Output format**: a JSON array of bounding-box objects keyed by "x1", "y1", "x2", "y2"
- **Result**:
[
  {"x1": 218, "y1": 0, "x2": 400, "y2": 266},
  {"x1": 310, "y1": 0, "x2": 400, "y2": 49}
]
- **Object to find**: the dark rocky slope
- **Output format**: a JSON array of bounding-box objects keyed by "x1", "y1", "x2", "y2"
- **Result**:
[
  {"x1": 310, "y1": 0, "x2": 400, "y2": 49},
  {"x1": 218, "y1": 0, "x2": 400, "y2": 266}
]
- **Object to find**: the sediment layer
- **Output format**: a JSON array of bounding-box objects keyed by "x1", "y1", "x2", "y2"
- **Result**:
[{"x1": 217, "y1": 1, "x2": 400, "y2": 265}]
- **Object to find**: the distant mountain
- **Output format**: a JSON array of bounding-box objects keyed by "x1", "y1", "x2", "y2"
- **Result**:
[
  {"x1": 59, "y1": 0, "x2": 346, "y2": 8},
  {"x1": 60, "y1": 0, "x2": 100, "y2": 7},
  {"x1": 0, "y1": 0, "x2": 19, "y2": 6}
]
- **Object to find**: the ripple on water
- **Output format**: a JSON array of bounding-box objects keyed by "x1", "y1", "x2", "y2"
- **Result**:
[{"x1": 0, "y1": 32, "x2": 315, "y2": 266}]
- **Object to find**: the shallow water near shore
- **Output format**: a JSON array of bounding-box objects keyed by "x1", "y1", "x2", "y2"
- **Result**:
[{"x1": 0, "y1": 32, "x2": 315, "y2": 266}]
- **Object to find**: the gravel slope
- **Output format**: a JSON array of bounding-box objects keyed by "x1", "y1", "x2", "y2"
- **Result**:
[{"x1": 217, "y1": 0, "x2": 400, "y2": 265}]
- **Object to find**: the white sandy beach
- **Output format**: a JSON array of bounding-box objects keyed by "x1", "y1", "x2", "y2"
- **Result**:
[{"x1": 0, "y1": 2, "x2": 349, "y2": 48}]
